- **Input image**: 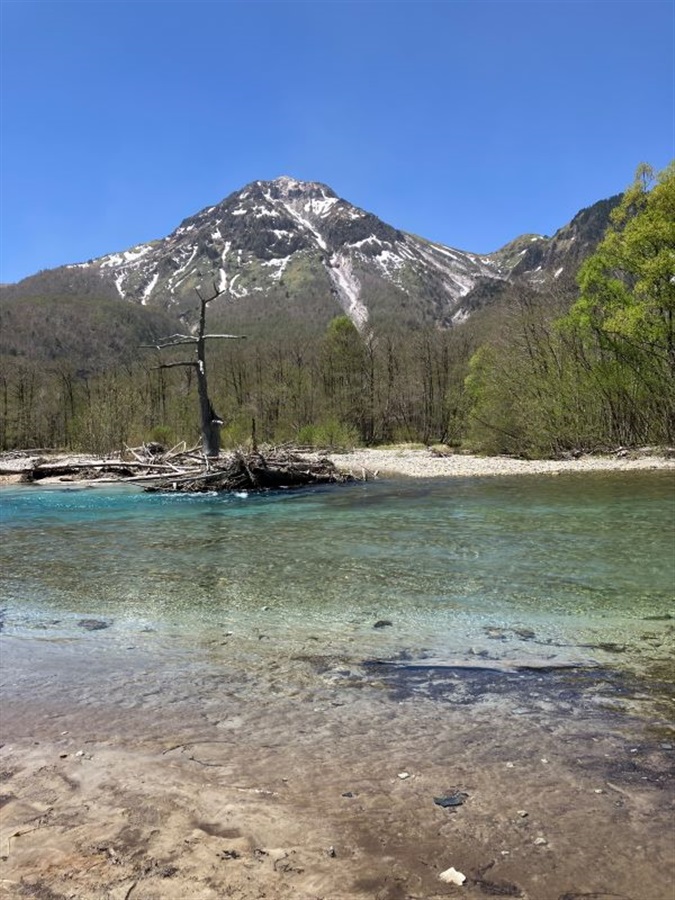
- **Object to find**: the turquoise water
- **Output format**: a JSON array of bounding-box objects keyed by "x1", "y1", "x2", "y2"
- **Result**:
[{"x1": 1, "y1": 473, "x2": 673, "y2": 673}]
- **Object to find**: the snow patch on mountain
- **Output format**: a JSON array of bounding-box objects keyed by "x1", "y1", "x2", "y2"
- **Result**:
[
  {"x1": 327, "y1": 254, "x2": 368, "y2": 331},
  {"x1": 304, "y1": 196, "x2": 338, "y2": 217},
  {"x1": 260, "y1": 256, "x2": 291, "y2": 280},
  {"x1": 141, "y1": 273, "x2": 159, "y2": 304},
  {"x1": 349, "y1": 235, "x2": 382, "y2": 249},
  {"x1": 279, "y1": 199, "x2": 328, "y2": 251}
]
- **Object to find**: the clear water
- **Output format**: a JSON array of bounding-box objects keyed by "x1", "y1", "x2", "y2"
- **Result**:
[{"x1": 1, "y1": 473, "x2": 673, "y2": 675}]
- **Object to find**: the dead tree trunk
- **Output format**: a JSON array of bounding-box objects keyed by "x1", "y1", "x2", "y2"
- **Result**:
[{"x1": 142, "y1": 286, "x2": 245, "y2": 459}]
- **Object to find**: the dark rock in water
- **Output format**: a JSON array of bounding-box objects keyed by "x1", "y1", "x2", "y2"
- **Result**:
[
  {"x1": 77, "y1": 619, "x2": 110, "y2": 631},
  {"x1": 583, "y1": 641, "x2": 627, "y2": 653},
  {"x1": 513, "y1": 627, "x2": 536, "y2": 641},
  {"x1": 484, "y1": 627, "x2": 508, "y2": 640},
  {"x1": 434, "y1": 791, "x2": 469, "y2": 808},
  {"x1": 373, "y1": 620, "x2": 393, "y2": 629},
  {"x1": 473, "y1": 876, "x2": 522, "y2": 896}
]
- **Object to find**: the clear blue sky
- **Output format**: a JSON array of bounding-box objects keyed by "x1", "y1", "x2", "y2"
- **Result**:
[{"x1": 1, "y1": 0, "x2": 673, "y2": 284}]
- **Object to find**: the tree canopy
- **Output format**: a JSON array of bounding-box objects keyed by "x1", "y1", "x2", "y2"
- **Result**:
[{"x1": 569, "y1": 162, "x2": 675, "y2": 378}]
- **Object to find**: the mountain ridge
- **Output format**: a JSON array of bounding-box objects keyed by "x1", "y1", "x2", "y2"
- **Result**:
[{"x1": 1, "y1": 177, "x2": 621, "y2": 336}]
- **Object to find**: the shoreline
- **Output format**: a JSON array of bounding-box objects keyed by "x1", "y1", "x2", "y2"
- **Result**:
[
  {"x1": 328, "y1": 447, "x2": 675, "y2": 479},
  {"x1": 0, "y1": 446, "x2": 673, "y2": 489}
]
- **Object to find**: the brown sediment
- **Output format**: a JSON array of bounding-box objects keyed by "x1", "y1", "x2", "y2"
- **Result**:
[{"x1": 0, "y1": 636, "x2": 673, "y2": 900}]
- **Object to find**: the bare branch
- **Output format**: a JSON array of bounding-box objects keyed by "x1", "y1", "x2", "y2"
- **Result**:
[
  {"x1": 140, "y1": 333, "x2": 199, "y2": 350},
  {"x1": 195, "y1": 284, "x2": 225, "y2": 305},
  {"x1": 152, "y1": 361, "x2": 199, "y2": 370},
  {"x1": 203, "y1": 334, "x2": 247, "y2": 340}
]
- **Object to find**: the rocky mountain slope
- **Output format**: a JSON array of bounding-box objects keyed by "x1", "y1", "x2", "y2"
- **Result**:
[{"x1": 1, "y1": 177, "x2": 620, "y2": 341}]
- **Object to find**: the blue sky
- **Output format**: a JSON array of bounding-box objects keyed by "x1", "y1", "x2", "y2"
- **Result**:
[{"x1": 1, "y1": 0, "x2": 673, "y2": 284}]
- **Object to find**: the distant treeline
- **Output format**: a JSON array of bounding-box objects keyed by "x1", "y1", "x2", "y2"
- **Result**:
[{"x1": 1, "y1": 164, "x2": 672, "y2": 457}]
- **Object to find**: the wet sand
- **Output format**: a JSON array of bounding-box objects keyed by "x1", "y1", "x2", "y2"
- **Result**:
[{"x1": 1, "y1": 629, "x2": 673, "y2": 900}]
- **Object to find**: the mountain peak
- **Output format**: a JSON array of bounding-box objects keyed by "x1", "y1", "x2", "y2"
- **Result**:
[
  {"x1": 2, "y1": 179, "x2": 619, "y2": 337},
  {"x1": 247, "y1": 175, "x2": 339, "y2": 205}
]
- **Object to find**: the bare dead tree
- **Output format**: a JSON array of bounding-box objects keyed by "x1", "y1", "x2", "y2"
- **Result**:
[{"x1": 142, "y1": 286, "x2": 245, "y2": 458}]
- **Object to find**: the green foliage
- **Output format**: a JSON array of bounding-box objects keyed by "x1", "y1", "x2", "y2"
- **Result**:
[
  {"x1": 148, "y1": 425, "x2": 174, "y2": 447},
  {"x1": 570, "y1": 163, "x2": 674, "y2": 354},
  {"x1": 463, "y1": 163, "x2": 675, "y2": 456},
  {"x1": 562, "y1": 162, "x2": 675, "y2": 445},
  {"x1": 296, "y1": 419, "x2": 359, "y2": 449}
]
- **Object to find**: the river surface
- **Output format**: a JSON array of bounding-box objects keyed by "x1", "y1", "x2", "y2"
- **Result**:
[
  {"x1": 1, "y1": 472, "x2": 674, "y2": 899},
  {"x1": 1, "y1": 472, "x2": 673, "y2": 671}
]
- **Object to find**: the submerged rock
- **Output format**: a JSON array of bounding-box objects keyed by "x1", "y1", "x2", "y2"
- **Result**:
[
  {"x1": 77, "y1": 619, "x2": 110, "y2": 631},
  {"x1": 434, "y1": 791, "x2": 469, "y2": 808}
]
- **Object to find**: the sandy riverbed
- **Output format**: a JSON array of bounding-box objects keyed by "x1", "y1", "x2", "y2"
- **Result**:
[{"x1": 1, "y1": 635, "x2": 674, "y2": 900}]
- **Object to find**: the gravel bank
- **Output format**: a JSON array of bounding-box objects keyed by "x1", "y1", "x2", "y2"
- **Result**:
[{"x1": 329, "y1": 447, "x2": 675, "y2": 479}]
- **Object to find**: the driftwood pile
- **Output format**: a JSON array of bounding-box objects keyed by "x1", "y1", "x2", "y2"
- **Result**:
[
  {"x1": 0, "y1": 444, "x2": 356, "y2": 493},
  {"x1": 144, "y1": 448, "x2": 353, "y2": 493}
]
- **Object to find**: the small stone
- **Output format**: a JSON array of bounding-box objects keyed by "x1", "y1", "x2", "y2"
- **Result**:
[
  {"x1": 398, "y1": 772, "x2": 411, "y2": 780},
  {"x1": 540, "y1": 758, "x2": 548, "y2": 764},
  {"x1": 326, "y1": 846, "x2": 336, "y2": 858},
  {"x1": 439, "y1": 866, "x2": 466, "y2": 885},
  {"x1": 533, "y1": 837, "x2": 548, "y2": 846},
  {"x1": 505, "y1": 762, "x2": 515, "y2": 768},
  {"x1": 75, "y1": 751, "x2": 84, "y2": 758},
  {"x1": 514, "y1": 627, "x2": 536, "y2": 640},
  {"x1": 77, "y1": 619, "x2": 110, "y2": 631},
  {"x1": 373, "y1": 619, "x2": 393, "y2": 629},
  {"x1": 594, "y1": 788, "x2": 603, "y2": 794},
  {"x1": 59, "y1": 753, "x2": 68, "y2": 759},
  {"x1": 434, "y1": 791, "x2": 469, "y2": 808},
  {"x1": 517, "y1": 809, "x2": 528, "y2": 817}
]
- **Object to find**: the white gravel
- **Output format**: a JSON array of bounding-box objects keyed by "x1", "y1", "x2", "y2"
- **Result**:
[{"x1": 328, "y1": 447, "x2": 675, "y2": 479}]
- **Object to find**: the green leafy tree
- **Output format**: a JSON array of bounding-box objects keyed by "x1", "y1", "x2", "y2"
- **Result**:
[{"x1": 564, "y1": 162, "x2": 675, "y2": 443}]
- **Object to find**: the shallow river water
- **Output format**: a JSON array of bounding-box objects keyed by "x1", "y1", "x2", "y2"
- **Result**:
[
  {"x1": 1, "y1": 472, "x2": 673, "y2": 674},
  {"x1": 1, "y1": 473, "x2": 674, "y2": 900}
]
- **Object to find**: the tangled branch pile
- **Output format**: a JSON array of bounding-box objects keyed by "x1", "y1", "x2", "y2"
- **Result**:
[
  {"x1": 143, "y1": 449, "x2": 354, "y2": 493},
  {"x1": 1, "y1": 443, "x2": 358, "y2": 493}
]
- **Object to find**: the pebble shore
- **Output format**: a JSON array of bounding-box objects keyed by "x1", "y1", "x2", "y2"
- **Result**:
[{"x1": 328, "y1": 447, "x2": 675, "y2": 479}]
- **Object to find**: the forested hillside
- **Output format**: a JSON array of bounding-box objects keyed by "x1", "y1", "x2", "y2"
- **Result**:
[{"x1": 1, "y1": 165, "x2": 671, "y2": 456}]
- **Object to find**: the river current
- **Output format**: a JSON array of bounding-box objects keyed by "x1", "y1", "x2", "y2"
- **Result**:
[{"x1": 1, "y1": 472, "x2": 673, "y2": 684}]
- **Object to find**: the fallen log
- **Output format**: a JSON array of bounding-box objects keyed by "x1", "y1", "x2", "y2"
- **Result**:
[{"x1": 20, "y1": 460, "x2": 184, "y2": 482}]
